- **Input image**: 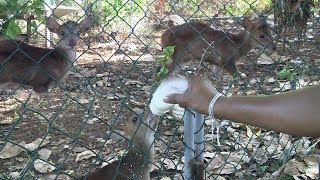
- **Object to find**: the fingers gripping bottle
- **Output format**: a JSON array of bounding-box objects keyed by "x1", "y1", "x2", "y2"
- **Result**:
[{"x1": 149, "y1": 76, "x2": 188, "y2": 116}]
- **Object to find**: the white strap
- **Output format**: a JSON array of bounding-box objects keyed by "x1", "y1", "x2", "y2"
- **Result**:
[
  {"x1": 208, "y1": 93, "x2": 224, "y2": 119},
  {"x1": 208, "y1": 93, "x2": 224, "y2": 146}
]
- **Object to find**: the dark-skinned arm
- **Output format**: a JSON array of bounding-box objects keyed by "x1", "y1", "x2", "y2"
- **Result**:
[{"x1": 164, "y1": 79, "x2": 320, "y2": 137}]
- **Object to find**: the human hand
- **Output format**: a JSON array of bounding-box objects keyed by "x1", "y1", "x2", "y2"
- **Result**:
[{"x1": 163, "y1": 77, "x2": 219, "y2": 115}]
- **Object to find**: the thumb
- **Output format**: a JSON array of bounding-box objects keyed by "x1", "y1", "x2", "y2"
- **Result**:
[{"x1": 163, "y1": 93, "x2": 186, "y2": 105}]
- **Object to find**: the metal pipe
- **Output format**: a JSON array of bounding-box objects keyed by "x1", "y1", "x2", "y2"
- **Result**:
[
  {"x1": 194, "y1": 112, "x2": 205, "y2": 180},
  {"x1": 183, "y1": 109, "x2": 195, "y2": 179}
]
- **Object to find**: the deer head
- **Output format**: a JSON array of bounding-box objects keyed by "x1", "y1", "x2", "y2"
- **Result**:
[
  {"x1": 242, "y1": 16, "x2": 277, "y2": 51},
  {"x1": 45, "y1": 3, "x2": 95, "y2": 50}
]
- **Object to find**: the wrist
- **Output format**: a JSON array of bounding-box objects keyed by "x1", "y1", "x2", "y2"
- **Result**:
[
  {"x1": 203, "y1": 93, "x2": 214, "y2": 115},
  {"x1": 208, "y1": 93, "x2": 225, "y2": 119},
  {"x1": 213, "y1": 95, "x2": 227, "y2": 119}
]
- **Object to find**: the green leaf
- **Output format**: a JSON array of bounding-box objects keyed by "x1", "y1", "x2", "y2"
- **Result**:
[
  {"x1": 156, "y1": 66, "x2": 169, "y2": 78},
  {"x1": 156, "y1": 46, "x2": 175, "y2": 66},
  {"x1": 156, "y1": 57, "x2": 166, "y2": 65},
  {"x1": 278, "y1": 68, "x2": 294, "y2": 81},
  {"x1": 161, "y1": 46, "x2": 175, "y2": 57},
  {"x1": 3, "y1": 19, "x2": 21, "y2": 38},
  {"x1": 159, "y1": 66, "x2": 166, "y2": 73},
  {"x1": 167, "y1": 45, "x2": 175, "y2": 54}
]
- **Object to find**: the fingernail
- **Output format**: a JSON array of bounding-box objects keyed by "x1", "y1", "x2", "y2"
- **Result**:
[{"x1": 163, "y1": 96, "x2": 169, "y2": 102}]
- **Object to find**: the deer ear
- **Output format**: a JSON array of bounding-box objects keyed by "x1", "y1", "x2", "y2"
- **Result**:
[
  {"x1": 78, "y1": 3, "x2": 95, "y2": 33},
  {"x1": 242, "y1": 16, "x2": 253, "y2": 30},
  {"x1": 78, "y1": 17, "x2": 94, "y2": 33},
  {"x1": 46, "y1": 17, "x2": 61, "y2": 33}
]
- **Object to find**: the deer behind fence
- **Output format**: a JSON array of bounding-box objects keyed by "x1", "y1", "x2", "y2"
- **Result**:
[
  {"x1": 0, "y1": 5, "x2": 94, "y2": 93},
  {"x1": 81, "y1": 108, "x2": 159, "y2": 180},
  {"x1": 161, "y1": 16, "x2": 277, "y2": 78}
]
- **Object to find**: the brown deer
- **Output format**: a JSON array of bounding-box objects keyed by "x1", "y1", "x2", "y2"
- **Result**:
[
  {"x1": 154, "y1": 0, "x2": 166, "y2": 15},
  {"x1": 0, "y1": 4, "x2": 94, "y2": 93},
  {"x1": 161, "y1": 16, "x2": 277, "y2": 78},
  {"x1": 81, "y1": 108, "x2": 160, "y2": 180}
]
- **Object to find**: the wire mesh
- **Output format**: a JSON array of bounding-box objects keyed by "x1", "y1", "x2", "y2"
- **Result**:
[{"x1": 0, "y1": 0, "x2": 319, "y2": 179}]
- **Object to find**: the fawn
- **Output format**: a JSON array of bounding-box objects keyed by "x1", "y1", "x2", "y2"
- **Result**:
[
  {"x1": 81, "y1": 108, "x2": 160, "y2": 180},
  {"x1": 161, "y1": 16, "x2": 277, "y2": 78},
  {"x1": 0, "y1": 4, "x2": 94, "y2": 93}
]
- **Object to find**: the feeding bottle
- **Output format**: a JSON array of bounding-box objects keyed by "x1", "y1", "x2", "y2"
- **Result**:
[{"x1": 149, "y1": 76, "x2": 188, "y2": 116}]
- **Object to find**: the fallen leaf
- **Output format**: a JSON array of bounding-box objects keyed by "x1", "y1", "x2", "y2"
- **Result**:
[
  {"x1": 256, "y1": 53, "x2": 275, "y2": 65},
  {"x1": 161, "y1": 158, "x2": 178, "y2": 169},
  {"x1": 0, "y1": 141, "x2": 26, "y2": 159},
  {"x1": 206, "y1": 155, "x2": 224, "y2": 170},
  {"x1": 87, "y1": 117, "x2": 99, "y2": 125},
  {"x1": 25, "y1": 138, "x2": 50, "y2": 151},
  {"x1": 246, "y1": 125, "x2": 261, "y2": 138},
  {"x1": 76, "y1": 150, "x2": 97, "y2": 162},
  {"x1": 0, "y1": 115, "x2": 15, "y2": 125},
  {"x1": 253, "y1": 148, "x2": 269, "y2": 165},
  {"x1": 38, "y1": 148, "x2": 52, "y2": 160},
  {"x1": 304, "y1": 155, "x2": 319, "y2": 166},
  {"x1": 208, "y1": 175, "x2": 226, "y2": 180},
  {"x1": 305, "y1": 166, "x2": 319, "y2": 179},
  {"x1": 279, "y1": 82, "x2": 292, "y2": 92},
  {"x1": 265, "y1": 141, "x2": 282, "y2": 158},
  {"x1": 125, "y1": 80, "x2": 143, "y2": 86},
  {"x1": 279, "y1": 133, "x2": 292, "y2": 150},
  {"x1": 79, "y1": 68, "x2": 97, "y2": 77},
  {"x1": 160, "y1": 177, "x2": 171, "y2": 180},
  {"x1": 129, "y1": 99, "x2": 145, "y2": 107},
  {"x1": 96, "y1": 80, "x2": 104, "y2": 87},
  {"x1": 9, "y1": 172, "x2": 20, "y2": 179},
  {"x1": 265, "y1": 77, "x2": 275, "y2": 83},
  {"x1": 214, "y1": 162, "x2": 241, "y2": 175},
  {"x1": 141, "y1": 85, "x2": 152, "y2": 93},
  {"x1": 204, "y1": 152, "x2": 217, "y2": 159},
  {"x1": 38, "y1": 174, "x2": 71, "y2": 180},
  {"x1": 78, "y1": 98, "x2": 90, "y2": 104},
  {"x1": 34, "y1": 159, "x2": 56, "y2": 173},
  {"x1": 292, "y1": 174, "x2": 310, "y2": 180},
  {"x1": 96, "y1": 72, "x2": 109, "y2": 78},
  {"x1": 283, "y1": 158, "x2": 306, "y2": 175}
]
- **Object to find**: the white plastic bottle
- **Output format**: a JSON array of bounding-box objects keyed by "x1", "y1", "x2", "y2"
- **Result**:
[{"x1": 149, "y1": 76, "x2": 189, "y2": 116}]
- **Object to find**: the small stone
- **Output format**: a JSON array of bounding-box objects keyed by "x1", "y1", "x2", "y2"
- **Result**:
[
  {"x1": 34, "y1": 159, "x2": 56, "y2": 173},
  {"x1": 97, "y1": 138, "x2": 106, "y2": 143},
  {"x1": 87, "y1": 119, "x2": 94, "y2": 124},
  {"x1": 96, "y1": 72, "x2": 109, "y2": 77},
  {"x1": 93, "y1": 117, "x2": 99, "y2": 122},
  {"x1": 96, "y1": 80, "x2": 104, "y2": 87},
  {"x1": 10, "y1": 172, "x2": 20, "y2": 179},
  {"x1": 16, "y1": 157, "x2": 25, "y2": 162},
  {"x1": 265, "y1": 77, "x2": 275, "y2": 83},
  {"x1": 249, "y1": 78, "x2": 257, "y2": 85},
  {"x1": 38, "y1": 148, "x2": 52, "y2": 160}
]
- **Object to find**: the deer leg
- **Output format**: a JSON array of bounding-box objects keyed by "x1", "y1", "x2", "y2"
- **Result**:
[
  {"x1": 224, "y1": 60, "x2": 246, "y2": 79},
  {"x1": 211, "y1": 64, "x2": 223, "y2": 81},
  {"x1": 29, "y1": 74, "x2": 51, "y2": 93}
]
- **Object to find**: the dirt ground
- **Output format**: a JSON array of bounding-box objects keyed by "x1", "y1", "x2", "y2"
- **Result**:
[{"x1": 0, "y1": 15, "x2": 319, "y2": 180}]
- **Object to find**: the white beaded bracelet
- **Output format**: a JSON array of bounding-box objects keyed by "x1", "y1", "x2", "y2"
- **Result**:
[{"x1": 208, "y1": 93, "x2": 224, "y2": 119}]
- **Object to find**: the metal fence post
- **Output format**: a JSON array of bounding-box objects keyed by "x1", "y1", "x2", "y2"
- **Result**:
[
  {"x1": 183, "y1": 109, "x2": 195, "y2": 179},
  {"x1": 183, "y1": 109, "x2": 205, "y2": 180},
  {"x1": 194, "y1": 112, "x2": 205, "y2": 180}
]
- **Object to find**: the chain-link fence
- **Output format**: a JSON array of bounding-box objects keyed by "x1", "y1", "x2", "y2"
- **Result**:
[{"x1": 0, "y1": 0, "x2": 319, "y2": 179}]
